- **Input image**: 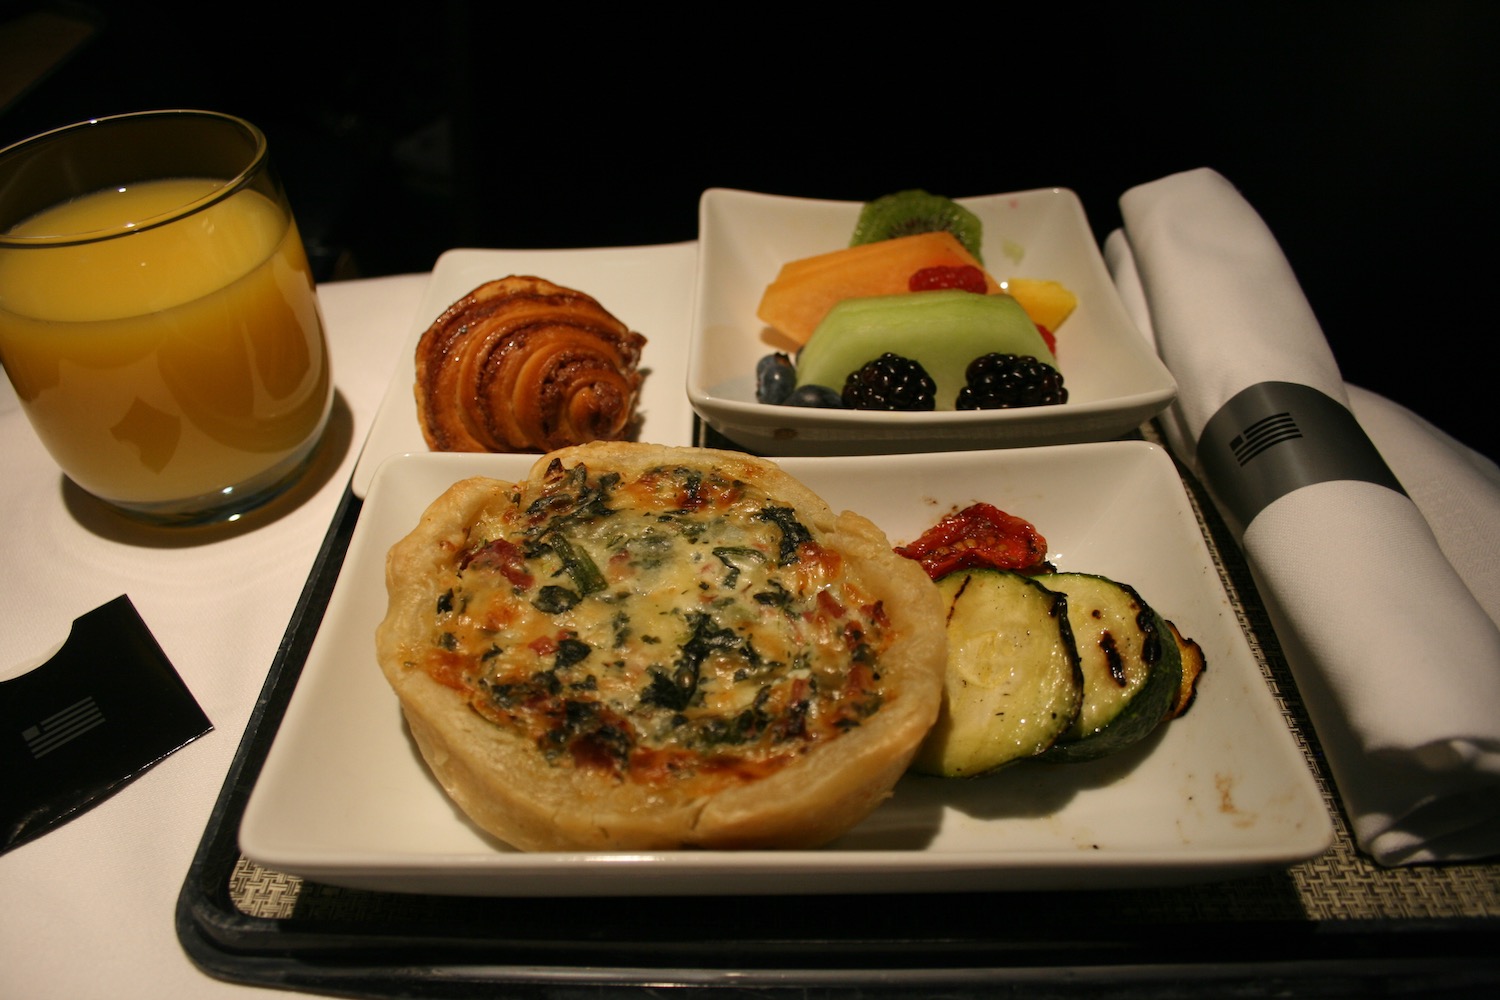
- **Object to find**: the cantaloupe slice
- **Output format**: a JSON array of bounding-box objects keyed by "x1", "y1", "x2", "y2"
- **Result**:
[
  {"x1": 757, "y1": 231, "x2": 1001, "y2": 345},
  {"x1": 1000, "y1": 278, "x2": 1078, "y2": 333}
]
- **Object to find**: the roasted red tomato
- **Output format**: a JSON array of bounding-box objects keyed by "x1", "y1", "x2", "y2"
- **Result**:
[{"x1": 894, "y1": 502, "x2": 1049, "y2": 580}]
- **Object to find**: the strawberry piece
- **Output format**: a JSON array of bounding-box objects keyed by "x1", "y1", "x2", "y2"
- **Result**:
[{"x1": 908, "y1": 265, "x2": 987, "y2": 294}]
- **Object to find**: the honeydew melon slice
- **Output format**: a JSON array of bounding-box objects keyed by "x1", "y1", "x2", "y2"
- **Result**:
[{"x1": 794, "y1": 291, "x2": 1057, "y2": 410}]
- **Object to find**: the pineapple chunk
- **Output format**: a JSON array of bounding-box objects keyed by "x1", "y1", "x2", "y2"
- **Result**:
[{"x1": 1001, "y1": 278, "x2": 1077, "y2": 333}]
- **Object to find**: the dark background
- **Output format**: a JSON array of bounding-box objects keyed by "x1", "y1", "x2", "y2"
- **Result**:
[{"x1": 4, "y1": 0, "x2": 1496, "y2": 461}]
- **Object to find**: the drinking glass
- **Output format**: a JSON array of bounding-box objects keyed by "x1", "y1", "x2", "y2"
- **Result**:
[{"x1": 0, "y1": 110, "x2": 333, "y2": 524}]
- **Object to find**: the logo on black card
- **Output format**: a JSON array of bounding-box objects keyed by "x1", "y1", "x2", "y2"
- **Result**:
[{"x1": 22, "y1": 696, "x2": 105, "y2": 759}]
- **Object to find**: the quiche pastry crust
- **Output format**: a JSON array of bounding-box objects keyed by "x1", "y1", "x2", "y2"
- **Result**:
[{"x1": 376, "y1": 442, "x2": 945, "y2": 851}]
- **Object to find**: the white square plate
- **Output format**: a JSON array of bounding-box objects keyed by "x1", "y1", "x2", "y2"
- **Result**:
[
  {"x1": 240, "y1": 442, "x2": 1331, "y2": 896},
  {"x1": 351, "y1": 243, "x2": 699, "y2": 498},
  {"x1": 688, "y1": 188, "x2": 1178, "y2": 455}
]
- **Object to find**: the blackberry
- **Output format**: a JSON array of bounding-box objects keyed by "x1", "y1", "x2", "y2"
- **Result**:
[
  {"x1": 841, "y1": 353, "x2": 937, "y2": 411},
  {"x1": 956, "y1": 353, "x2": 1068, "y2": 409}
]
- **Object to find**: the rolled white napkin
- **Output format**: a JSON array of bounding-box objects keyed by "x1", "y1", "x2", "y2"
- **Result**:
[{"x1": 1106, "y1": 167, "x2": 1500, "y2": 866}]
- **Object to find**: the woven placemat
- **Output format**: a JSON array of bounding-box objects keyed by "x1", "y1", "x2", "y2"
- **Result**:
[{"x1": 225, "y1": 427, "x2": 1500, "y2": 926}]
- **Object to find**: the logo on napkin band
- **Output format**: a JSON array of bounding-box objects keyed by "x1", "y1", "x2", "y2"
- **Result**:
[
  {"x1": 1198, "y1": 381, "x2": 1407, "y2": 533},
  {"x1": 1228, "y1": 411, "x2": 1302, "y2": 465},
  {"x1": 22, "y1": 696, "x2": 105, "y2": 759}
]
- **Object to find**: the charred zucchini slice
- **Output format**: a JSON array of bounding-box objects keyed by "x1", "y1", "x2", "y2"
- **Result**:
[
  {"x1": 1034, "y1": 572, "x2": 1182, "y2": 763},
  {"x1": 912, "y1": 569, "x2": 1083, "y2": 777},
  {"x1": 1163, "y1": 618, "x2": 1207, "y2": 719}
]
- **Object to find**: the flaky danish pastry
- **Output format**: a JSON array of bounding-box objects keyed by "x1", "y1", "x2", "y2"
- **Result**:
[{"x1": 414, "y1": 276, "x2": 647, "y2": 453}]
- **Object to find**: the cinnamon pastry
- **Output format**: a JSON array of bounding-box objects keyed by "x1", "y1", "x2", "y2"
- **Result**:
[{"x1": 413, "y1": 276, "x2": 647, "y2": 453}]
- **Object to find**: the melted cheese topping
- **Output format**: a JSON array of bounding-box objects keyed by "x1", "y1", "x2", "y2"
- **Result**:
[{"x1": 417, "y1": 460, "x2": 894, "y2": 788}]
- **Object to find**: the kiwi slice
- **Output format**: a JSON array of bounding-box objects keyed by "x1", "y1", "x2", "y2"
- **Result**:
[{"x1": 849, "y1": 190, "x2": 985, "y2": 264}]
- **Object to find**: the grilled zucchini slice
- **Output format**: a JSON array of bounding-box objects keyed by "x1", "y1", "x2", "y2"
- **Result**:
[
  {"x1": 1163, "y1": 618, "x2": 1207, "y2": 719},
  {"x1": 1033, "y1": 573, "x2": 1182, "y2": 763},
  {"x1": 912, "y1": 569, "x2": 1083, "y2": 777}
]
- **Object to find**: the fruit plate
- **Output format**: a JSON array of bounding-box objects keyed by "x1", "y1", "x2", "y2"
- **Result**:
[
  {"x1": 350, "y1": 243, "x2": 699, "y2": 498},
  {"x1": 688, "y1": 187, "x2": 1178, "y2": 456},
  {"x1": 239, "y1": 442, "x2": 1332, "y2": 896}
]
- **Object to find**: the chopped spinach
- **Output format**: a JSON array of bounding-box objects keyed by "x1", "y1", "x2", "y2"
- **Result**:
[
  {"x1": 553, "y1": 637, "x2": 593, "y2": 669},
  {"x1": 640, "y1": 611, "x2": 757, "y2": 712},
  {"x1": 754, "y1": 506, "x2": 813, "y2": 564},
  {"x1": 533, "y1": 585, "x2": 580, "y2": 613},
  {"x1": 544, "y1": 531, "x2": 606, "y2": 595},
  {"x1": 713, "y1": 545, "x2": 766, "y2": 588}
]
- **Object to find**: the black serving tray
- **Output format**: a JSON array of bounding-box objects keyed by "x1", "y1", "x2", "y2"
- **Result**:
[{"x1": 176, "y1": 427, "x2": 1500, "y2": 999}]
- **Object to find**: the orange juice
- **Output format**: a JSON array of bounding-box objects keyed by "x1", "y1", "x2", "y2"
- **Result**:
[{"x1": 0, "y1": 178, "x2": 331, "y2": 510}]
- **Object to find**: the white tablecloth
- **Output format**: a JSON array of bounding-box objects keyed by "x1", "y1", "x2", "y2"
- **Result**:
[{"x1": 1, "y1": 272, "x2": 428, "y2": 1000}]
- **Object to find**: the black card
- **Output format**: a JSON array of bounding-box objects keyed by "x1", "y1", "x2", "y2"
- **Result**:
[{"x1": 1, "y1": 595, "x2": 212, "y2": 855}]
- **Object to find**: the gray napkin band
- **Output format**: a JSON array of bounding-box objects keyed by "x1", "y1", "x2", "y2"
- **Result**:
[{"x1": 1196, "y1": 381, "x2": 1406, "y2": 531}]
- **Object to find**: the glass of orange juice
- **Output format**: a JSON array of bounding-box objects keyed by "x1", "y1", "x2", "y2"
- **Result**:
[{"x1": 0, "y1": 110, "x2": 333, "y2": 525}]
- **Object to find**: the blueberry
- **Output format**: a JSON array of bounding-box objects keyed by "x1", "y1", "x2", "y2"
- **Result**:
[
  {"x1": 755, "y1": 353, "x2": 796, "y2": 404},
  {"x1": 784, "y1": 384, "x2": 845, "y2": 408}
]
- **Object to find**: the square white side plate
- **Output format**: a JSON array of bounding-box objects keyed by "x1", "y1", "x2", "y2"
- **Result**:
[
  {"x1": 351, "y1": 243, "x2": 699, "y2": 498},
  {"x1": 241, "y1": 442, "x2": 1331, "y2": 896},
  {"x1": 688, "y1": 188, "x2": 1177, "y2": 455}
]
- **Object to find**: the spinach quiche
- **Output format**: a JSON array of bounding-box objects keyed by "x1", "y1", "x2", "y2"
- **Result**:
[{"x1": 376, "y1": 442, "x2": 946, "y2": 851}]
